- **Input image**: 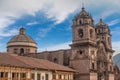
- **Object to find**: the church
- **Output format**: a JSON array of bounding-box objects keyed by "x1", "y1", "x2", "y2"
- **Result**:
[{"x1": 7, "y1": 7, "x2": 115, "y2": 80}]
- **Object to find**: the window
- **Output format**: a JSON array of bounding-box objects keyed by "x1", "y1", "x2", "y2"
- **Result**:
[
  {"x1": 20, "y1": 48, "x2": 24, "y2": 55},
  {"x1": 31, "y1": 73, "x2": 35, "y2": 80},
  {"x1": 0, "y1": 72, "x2": 4, "y2": 78},
  {"x1": 79, "y1": 51, "x2": 82, "y2": 55},
  {"x1": 14, "y1": 48, "x2": 18, "y2": 54},
  {"x1": 45, "y1": 74, "x2": 48, "y2": 80},
  {"x1": 12, "y1": 73, "x2": 15, "y2": 78},
  {"x1": 20, "y1": 73, "x2": 26, "y2": 78},
  {"x1": 92, "y1": 63, "x2": 95, "y2": 69},
  {"x1": 59, "y1": 75, "x2": 62, "y2": 79},
  {"x1": 53, "y1": 74, "x2": 56, "y2": 79},
  {"x1": 53, "y1": 58, "x2": 58, "y2": 63},
  {"x1": 37, "y1": 74, "x2": 41, "y2": 80},
  {"x1": 78, "y1": 29, "x2": 83, "y2": 38},
  {"x1": 79, "y1": 20, "x2": 82, "y2": 24},
  {"x1": 5, "y1": 72, "x2": 8, "y2": 79},
  {"x1": 0, "y1": 72, "x2": 8, "y2": 79}
]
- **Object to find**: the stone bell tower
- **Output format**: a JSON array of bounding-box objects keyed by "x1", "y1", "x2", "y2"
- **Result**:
[
  {"x1": 70, "y1": 7, "x2": 97, "y2": 80},
  {"x1": 95, "y1": 19, "x2": 114, "y2": 80}
]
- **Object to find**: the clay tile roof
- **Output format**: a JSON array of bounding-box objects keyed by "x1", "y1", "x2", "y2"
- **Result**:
[
  {"x1": 0, "y1": 53, "x2": 75, "y2": 72},
  {"x1": 0, "y1": 53, "x2": 30, "y2": 68}
]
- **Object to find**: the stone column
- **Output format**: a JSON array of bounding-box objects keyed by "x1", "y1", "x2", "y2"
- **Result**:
[
  {"x1": 27, "y1": 72, "x2": 31, "y2": 80},
  {"x1": 18, "y1": 73, "x2": 20, "y2": 80},
  {"x1": 8, "y1": 72, "x2": 11, "y2": 80},
  {"x1": 35, "y1": 72, "x2": 37, "y2": 80}
]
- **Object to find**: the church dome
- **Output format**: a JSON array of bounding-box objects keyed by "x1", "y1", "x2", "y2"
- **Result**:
[
  {"x1": 9, "y1": 32, "x2": 36, "y2": 44},
  {"x1": 7, "y1": 27, "x2": 37, "y2": 54},
  {"x1": 8, "y1": 27, "x2": 36, "y2": 44}
]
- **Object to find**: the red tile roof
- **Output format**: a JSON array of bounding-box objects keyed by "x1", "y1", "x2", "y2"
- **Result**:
[{"x1": 0, "y1": 53, "x2": 75, "y2": 72}]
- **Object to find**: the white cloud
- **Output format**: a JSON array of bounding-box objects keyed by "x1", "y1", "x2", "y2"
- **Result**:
[
  {"x1": 0, "y1": 0, "x2": 120, "y2": 37},
  {"x1": 0, "y1": 28, "x2": 18, "y2": 37},
  {"x1": 38, "y1": 25, "x2": 54, "y2": 38},
  {"x1": 26, "y1": 21, "x2": 39, "y2": 26},
  {"x1": 0, "y1": 18, "x2": 18, "y2": 37},
  {"x1": 38, "y1": 42, "x2": 71, "y2": 52},
  {"x1": 0, "y1": 18, "x2": 14, "y2": 29},
  {"x1": 108, "y1": 19, "x2": 120, "y2": 26}
]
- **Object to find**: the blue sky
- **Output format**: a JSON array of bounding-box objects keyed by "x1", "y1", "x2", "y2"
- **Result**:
[{"x1": 0, "y1": 0, "x2": 120, "y2": 53}]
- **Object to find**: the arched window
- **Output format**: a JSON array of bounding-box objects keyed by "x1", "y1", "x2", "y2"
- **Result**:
[
  {"x1": 53, "y1": 58, "x2": 58, "y2": 63},
  {"x1": 78, "y1": 29, "x2": 83, "y2": 38},
  {"x1": 20, "y1": 48, "x2": 24, "y2": 55},
  {"x1": 79, "y1": 20, "x2": 82, "y2": 25}
]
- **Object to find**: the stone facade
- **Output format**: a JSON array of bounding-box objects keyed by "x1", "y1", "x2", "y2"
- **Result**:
[{"x1": 7, "y1": 7, "x2": 115, "y2": 80}]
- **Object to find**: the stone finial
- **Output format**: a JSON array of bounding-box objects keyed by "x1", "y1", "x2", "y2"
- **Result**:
[
  {"x1": 20, "y1": 27, "x2": 25, "y2": 35},
  {"x1": 82, "y1": 2, "x2": 85, "y2": 10}
]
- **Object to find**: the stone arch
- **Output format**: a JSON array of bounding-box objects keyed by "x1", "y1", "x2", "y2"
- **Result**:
[
  {"x1": 20, "y1": 48, "x2": 24, "y2": 55},
  {"x1": 78, "y1": 29, "x2": 83, "y2": 38},
  {"x1": 79, "y1": 20, "x2": 82, "y2": 24},
  {"x1": 53, "y1": 58, "x2": 58, "y2": 63}
]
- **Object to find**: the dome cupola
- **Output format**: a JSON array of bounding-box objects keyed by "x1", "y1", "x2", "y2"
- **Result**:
[{"x1": 7, "y1": 27, "x2": 37, "y2": 55}]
